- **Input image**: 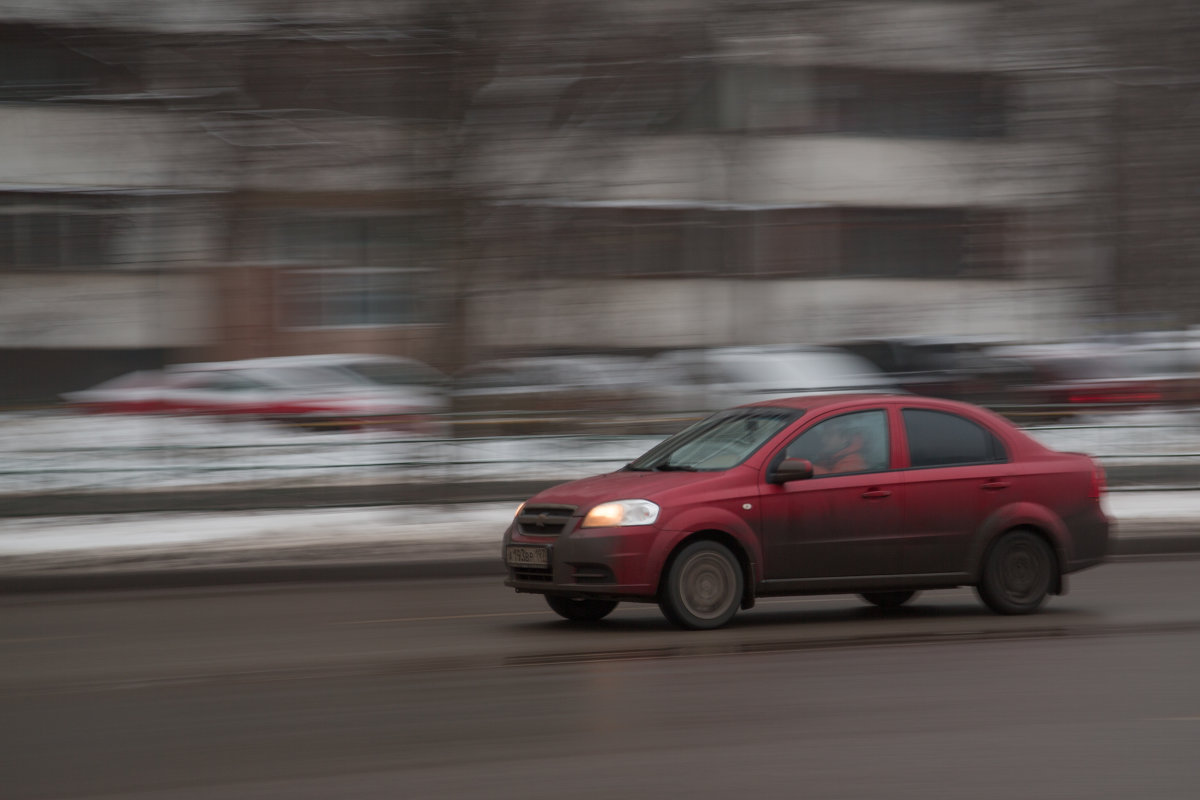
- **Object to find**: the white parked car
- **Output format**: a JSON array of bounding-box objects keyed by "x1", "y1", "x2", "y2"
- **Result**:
[
  {"x1": 63, "y1": 354, "x2": 449, "y2": 433},
  {"x1": 641, "y1": 346, "x2": 896, "y2": 415}
]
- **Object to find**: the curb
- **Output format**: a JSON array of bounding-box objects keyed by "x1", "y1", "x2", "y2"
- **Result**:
[
  {"x1": 3, "y1": 535, "x2": 1198, "y2": 594},
  {"x1": 0, "y1": 481, "x2": 557, "y2": 519}
]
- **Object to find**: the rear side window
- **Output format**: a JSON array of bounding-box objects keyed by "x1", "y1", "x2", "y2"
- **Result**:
[{"x1": 903, "y1": 409, "x2": 1006, "y2": 468}]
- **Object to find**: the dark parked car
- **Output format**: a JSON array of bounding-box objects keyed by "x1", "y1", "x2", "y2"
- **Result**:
[
  {"x1": 451, "y1": 356, "x2": 651, "y2": 435},
  {"x1": 832, "y1": 336, "x2": 1042, "y2": 409},
  {"x1": 503, "y1": 394, "x2": 1109, "y2": 629}
]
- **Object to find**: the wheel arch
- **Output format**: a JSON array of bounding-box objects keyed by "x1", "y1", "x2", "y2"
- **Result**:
[
  {"x1": 659, "y1": 529, "x2": 758, "y2": 610},
  {"x1": 975, "y1": 523, "x2": 1065, "y2": 596}
]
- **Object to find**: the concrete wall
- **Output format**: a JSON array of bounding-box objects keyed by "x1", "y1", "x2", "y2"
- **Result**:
[
  {"x1": 0, "y1": 272, "x2": 214, "y2": 348},
  {"x1": 0, "y1": 106, "x2": 224, "y2": 190},
  {"x1": 466, "y1": 277, "x2": 1089, "y2": 354},
  {"x1": 471, "y1": 134, "x2": 1093, "y2": 209}
]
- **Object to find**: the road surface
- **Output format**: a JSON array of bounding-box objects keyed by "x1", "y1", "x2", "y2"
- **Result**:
[{"x1": 3, "y1": 559, "x2": 1199, "y2": 799}]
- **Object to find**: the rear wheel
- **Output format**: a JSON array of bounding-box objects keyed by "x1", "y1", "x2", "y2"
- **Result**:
[
  {"x1": 544, "y1": 594, "x2": 618, "y2": 622},
  {"x1": 659, "y1": 541, "x2": 743, "y2": 630},
  {"x1": 977, "y1": 529, "x2": 1055, "y2": 615},
  {"x1": 860, "y1": 590, "x2": 917, "y2": 608}
]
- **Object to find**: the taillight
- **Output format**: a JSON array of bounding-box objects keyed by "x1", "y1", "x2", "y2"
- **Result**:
[
  {"x1": 1089, "y1": 460, "x2": 1106, "y2": 499},
  {"x1": 1068, "y1": 390, "x2": 1161, "y2": 404}
]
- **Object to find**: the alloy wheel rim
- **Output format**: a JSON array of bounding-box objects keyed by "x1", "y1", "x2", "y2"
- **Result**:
[
  {"x1": 1001, "y1": 540, "x2": 1046, "y2": 601},
  {"x1": 680, "y1": 552, "x2": 737, "y2": 619}
]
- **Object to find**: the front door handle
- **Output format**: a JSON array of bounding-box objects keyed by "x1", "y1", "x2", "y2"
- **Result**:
[
  {"x1": 982, "y1": 480, "x2": 1011, "y2": 491},
  {"x1": 861, "y1": 489, "x2": 892, "y2": 499}
]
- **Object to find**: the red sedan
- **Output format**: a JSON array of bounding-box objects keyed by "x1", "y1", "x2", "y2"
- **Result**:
[{"x1": 503, "y1": 394, "x2": 1110, "y2": 629}]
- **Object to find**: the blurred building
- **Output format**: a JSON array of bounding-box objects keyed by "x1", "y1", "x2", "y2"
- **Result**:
[{"x1": 0, "y1": 0, "x2": 1192, "y2": 403}]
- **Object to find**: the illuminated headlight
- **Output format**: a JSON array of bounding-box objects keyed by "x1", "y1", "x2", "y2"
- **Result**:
[
  {"x1": 513, "y1": 502, "x2": 526, "y2": 520},
  {"x1": 581, "y1": 499, "x2": 660, "y2": 528}
]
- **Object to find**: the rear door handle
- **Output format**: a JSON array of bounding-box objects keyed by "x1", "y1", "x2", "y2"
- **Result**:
[
  {"x1": 982, "y1": 480, "x2": 1011, "y2": 491},
  {"x1": 861, "y1": 489, "x2": 892, "y2": 499}
]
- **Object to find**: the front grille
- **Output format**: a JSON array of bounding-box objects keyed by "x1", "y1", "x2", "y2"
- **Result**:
[{"x1": 517, "y1": 504, "x2": 576, "y2": 537}]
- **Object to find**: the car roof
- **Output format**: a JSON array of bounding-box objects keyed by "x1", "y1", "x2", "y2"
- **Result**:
[{"x1": 738, "y1": 392, "x2": 995, "y2": 416}]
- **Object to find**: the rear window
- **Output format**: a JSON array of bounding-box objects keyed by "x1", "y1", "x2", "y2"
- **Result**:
[{"x1": 903, "y1": 408, "x2": 1006, "y2": 468}]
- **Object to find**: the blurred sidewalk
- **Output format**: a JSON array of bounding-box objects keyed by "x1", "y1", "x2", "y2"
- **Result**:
[{"x1": 0, "y1": 491, "x2": 1196, "y2": 591}]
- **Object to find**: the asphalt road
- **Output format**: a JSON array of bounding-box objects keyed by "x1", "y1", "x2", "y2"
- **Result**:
[{"x1": 3, "y1": 559, "x2": 1199, "y2": 799}]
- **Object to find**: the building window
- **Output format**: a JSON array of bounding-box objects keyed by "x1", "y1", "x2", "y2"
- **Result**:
[
  {"x1": 840, "y1": 208, "x2": 969, "y2": 279},
  {"x1": 261, "y1": 211, "x2": 445, "y2": 327},
  {"x1": 812, "y1": 67, "x2": 1006, "y2": 139},
  {"x1": 668, "y1": 65, "x2": 1006, "y2": 138},
  {"x1": 0, "y1": 196, "x2": 117, "y2": 270},
  {"x1": 242, "y1": 41, "x2": 458, "y2": 121},
  {"x1": 266, "y1": 213, "x2": 437, "y2": 268},
  {"x1": 519, "y1": 205, "x2": 1006, "y2": 281},
  {"x1": 278, "y1": 268, "x2": 437, "y2": 328},
  {"x1": 0, "y1": 25, "x2": 134, "y2": 102}
]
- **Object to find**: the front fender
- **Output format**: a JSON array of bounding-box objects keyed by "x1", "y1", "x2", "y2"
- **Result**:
[
  {"x1": 651, "y1": 505, "x2": 763, "y2": 588},
  {"x1": 968, "y1": 501, "x2": 1070, "y2": 579}
]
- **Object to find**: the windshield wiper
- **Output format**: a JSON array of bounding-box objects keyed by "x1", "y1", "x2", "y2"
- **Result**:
[{"x1": 655, "y1": 464, "x2": 698, "y2": 472}]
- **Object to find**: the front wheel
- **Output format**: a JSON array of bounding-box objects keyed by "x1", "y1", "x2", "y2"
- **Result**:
[
  {"x1": 860, "y1": 590, "x2": 917, "y2": 608},
  {"x1": 544, "y1": 594, "x2": 618, "y2": 622},
  {"x1": 658, "y1": 541, "x2": 743, "y2": 630},
  {"x1": 976, "y1": 530, "x2": 1056, "y2": 615}
]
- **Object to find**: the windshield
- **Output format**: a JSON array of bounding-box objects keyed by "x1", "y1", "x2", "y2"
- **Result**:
[{"x1": 628, "y1": 408, "x2": 800, "y2": 472}]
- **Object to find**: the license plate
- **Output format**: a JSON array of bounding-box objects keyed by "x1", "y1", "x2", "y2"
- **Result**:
[{"x1": 506, "y1": 545, "x2": 549, "y2": 568}]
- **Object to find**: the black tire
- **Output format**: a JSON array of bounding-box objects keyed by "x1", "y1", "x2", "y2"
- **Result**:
[
  {"x1": 860, "y1": 590, "x2": 917, "y2": 608},
  {"x1": 544, "y1": 594, "x2": 618, "y2": 622},
  {"x1": 658, "y1": 541, "x2": 743, "y2": 630},
  {"x1": 976, "y1": 529, "x2": 1056, "y2": 615}
]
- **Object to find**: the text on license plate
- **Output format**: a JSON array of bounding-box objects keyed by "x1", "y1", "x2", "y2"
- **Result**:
[{"x1": 506, "y1": 545, "x2": 549, "y2": 567}]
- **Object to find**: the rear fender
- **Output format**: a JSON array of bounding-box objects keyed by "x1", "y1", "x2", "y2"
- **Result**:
[{"x1": 969, "y1": 501, "x2": 1070, "y2": 581}]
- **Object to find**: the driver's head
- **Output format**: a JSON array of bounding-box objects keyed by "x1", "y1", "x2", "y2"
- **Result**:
[{"x1": 821, "y1": 419, "x2": 862, "y2": 454}]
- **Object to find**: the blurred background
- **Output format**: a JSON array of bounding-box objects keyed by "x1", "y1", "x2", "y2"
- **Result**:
[{"x1": 5, "y1": 0, "x2": 1200, "y2": 490}]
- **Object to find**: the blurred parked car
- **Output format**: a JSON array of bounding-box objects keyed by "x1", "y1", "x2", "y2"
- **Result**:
[
  {"x1": 62, "y1": 354, "x2": 448, "y2": 432},
  {"x1": 1006, "y1": 338, "x2": 1200, "y2": 415},
  {"x1": 504, "y1": 393, "x2": 1110, "y2": 629},
  {"x1": 832, "y1": 336, "x2": 1042, "y2": 410},
  {"x1": 640, "y1": 345, "x2": 895, "y2": 416},
  {"x1": 451, "y1": 355, "x2": 651, "y2": 435}
]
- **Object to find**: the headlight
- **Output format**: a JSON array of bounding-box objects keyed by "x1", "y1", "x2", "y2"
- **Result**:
[
  {"x1": 513, "y1": 501, "x2": 526, "y2": 520},
  {"x1": 581, "y1": 499, "x2": 660, "y2": 528}
]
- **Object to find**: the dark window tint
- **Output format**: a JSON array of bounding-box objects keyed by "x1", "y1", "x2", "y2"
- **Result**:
[{"x1": 903, "y1": 409, "x2": 1006, "y2": 468}]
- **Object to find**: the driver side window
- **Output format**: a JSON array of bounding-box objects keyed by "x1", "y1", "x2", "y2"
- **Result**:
[{"x1": 785, "y1": 410, "x2": 889, "y2": 476}]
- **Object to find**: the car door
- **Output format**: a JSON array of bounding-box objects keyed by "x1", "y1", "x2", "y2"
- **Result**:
[
  {"x1": 759, "y1": 409, "x2": 905, "y2": 582},
  {"x1": 898, "y1": 407, "x2": 1012, "y2": 576}
]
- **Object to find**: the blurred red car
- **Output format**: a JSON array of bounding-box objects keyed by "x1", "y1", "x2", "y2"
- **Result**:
[
  {"x1": 62, "y1": 354, "x2": 449, "y2": 432},
  {"x1": 503, "y1": 394, "x2": 1109, "y2": 629}
]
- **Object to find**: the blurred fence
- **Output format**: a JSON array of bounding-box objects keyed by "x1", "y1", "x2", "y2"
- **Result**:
[
  {"x1": 5, "y1": 409, "x2": 1200, "y2": 500},
  {"x1": 0, "y1": 429, "x2": 660, "y2": 496}
]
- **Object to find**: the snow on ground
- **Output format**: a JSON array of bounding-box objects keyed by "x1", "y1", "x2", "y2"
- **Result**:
[
  {"x1": 0, "y1": 503, "x2": 515, "y2": 556},
  {"x1": 1025, "y1": 408, "x2": 1200, "y2": 462},
  {"x1": 0, "y1": 492, "x2": 1184, "y2": 566},
  {"x1": 3, "y1": 407, "x2": 1200, "y2": 568}
]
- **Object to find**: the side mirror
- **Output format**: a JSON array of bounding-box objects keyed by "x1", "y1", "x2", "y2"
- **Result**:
[{"x1": 769, "y1": 457, "x2": 814, "y2": 484}]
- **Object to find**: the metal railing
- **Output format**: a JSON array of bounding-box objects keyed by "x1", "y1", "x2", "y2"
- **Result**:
[{"x1": 4, "y1": 408, "x2": 1200, "y2": 496}]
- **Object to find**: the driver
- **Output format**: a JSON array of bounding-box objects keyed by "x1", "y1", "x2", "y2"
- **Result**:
[{"x1": 810, "y1": 419, "x2": 868, "y2": 475}]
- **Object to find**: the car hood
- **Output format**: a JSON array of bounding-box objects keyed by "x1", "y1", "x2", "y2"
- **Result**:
[{"x1": 527, "y1": 468, "x2": 731, "y2": 511}]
